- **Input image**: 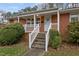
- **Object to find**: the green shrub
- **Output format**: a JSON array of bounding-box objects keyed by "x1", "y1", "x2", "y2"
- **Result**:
[
  {"x1": 49, "y1": 29, "x2": 61, "y2": 49},
  {"x1": 68, "y1": 22, "x2": 79, "y2": 43},
  {"x1": 0, "y1": 23, "x2": 24, "y2": 45},
  {"x1": 6, "y1": 23, "x2": 24, "y2": 38},
  {"x1": 0, "y1": 28, "x2": 18, "y2": 45}
]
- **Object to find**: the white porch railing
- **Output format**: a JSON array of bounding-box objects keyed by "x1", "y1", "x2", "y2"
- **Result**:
[
  {"x1": 23, "y1": 24, "x2": 39, "y2": 32},
  {"x1": 52, "y1": 23, "x2": 58, "y2": 30},
  {"x1": 23, "y1": 24, "x2": 34, "y2": 32},
  {"x1": 29, "y1": 24, "x2": 39, "y2": 48},
  {"x1": 45, "y1": 23, "x2": 52, "y2": 51},
  {"x1": 23, "y1": 24, "x2": 27, "y2": 32}
]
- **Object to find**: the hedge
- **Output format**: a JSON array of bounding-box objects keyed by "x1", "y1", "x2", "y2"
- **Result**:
[
  {"x1": 0, "y1": 28, "x2": 18, "y2": 45},
  {"x1": 49, "y1": 29, "x2": 61, "y2": 49},
  {"x1": 0, "y1": 23, "x2": 24, "y2": 45},
  {"x1": 68, "y1": 22, "x2": 79, "y2": 43},
  {"x1": 6, "y1": 23, "x2": 24, "y2": 38}
]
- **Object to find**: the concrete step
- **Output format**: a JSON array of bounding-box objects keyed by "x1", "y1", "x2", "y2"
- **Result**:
[
  {"x1": 32, "y1": 44, "x2": 45, "y2": 49},
  {"x1": 34, "y1": 41, "x2": 45, "y2": 45},
  {"x1": 35, "y1": 38, "x2": 45, "y2": 42},
  {"x1": 38, "y1": 32, "x2": 46, "y2": 34},
  {"x1": 36, "y1": 36, "x2": 45, "y2": 39},
  {"x1": 31, "y1": 32, "x2": 46, "y2": 50},
  {"x1": 36, "y1": 33, "x2": 45, "y2": 39}
]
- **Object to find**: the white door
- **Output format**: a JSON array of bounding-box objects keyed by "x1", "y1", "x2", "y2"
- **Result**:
[{"x1": 44, "y1": 16, "x2": 50, "y2": 31}]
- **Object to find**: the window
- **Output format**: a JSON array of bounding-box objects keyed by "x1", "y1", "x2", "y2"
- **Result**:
[
  {"x1": 70, "y1": 15, "x2": 79, "y2": 22},
  {"x1": 71, "y1": 17, "x2": 78, "y2": 22},
  {"x1": 27, "y1": 19, "x2": 30, "y2": 24},
  {"x1": 36, "y1": 18, "x2": 40, "y2": 24}
]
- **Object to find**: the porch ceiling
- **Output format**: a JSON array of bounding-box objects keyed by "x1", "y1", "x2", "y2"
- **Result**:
[
  {"x1": 17, "y1": 12, "x2": 58, "y2": 19},
  {"x1": 20, "y1": 15, "x2": 34, "y2": 19},
  {"x1": 35, "y1": 12, "x2": 57, "y2": 16},
  {"x1": 16, "y1": 9, "x2": 58, "y2": 18}
]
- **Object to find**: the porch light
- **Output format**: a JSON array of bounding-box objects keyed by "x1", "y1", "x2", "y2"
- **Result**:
[{"x1": 37, "y1": 14, "x2": 38, "y2": 16}]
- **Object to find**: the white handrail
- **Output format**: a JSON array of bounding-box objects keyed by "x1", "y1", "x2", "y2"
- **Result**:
[
  {"x1": 45, "y1": 23, "x2": 52, "y2": 51},
  {"x1": 23, "y1": 24, "x2": 27, "y2": 32},
  {"x1": 29, "y1": 24, "x2": 39, "y2": 48},
  {"x1": 52, "y1": 23, "x2": 58, "y2": 31},
  {"x1": 23, "y1": 24, "x2": 34, "y2": 32}
]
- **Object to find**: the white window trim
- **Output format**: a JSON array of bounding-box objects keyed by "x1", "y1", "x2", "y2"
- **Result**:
[{"x1": 70, "y1": 14, "x2": 79, "y2": 22}]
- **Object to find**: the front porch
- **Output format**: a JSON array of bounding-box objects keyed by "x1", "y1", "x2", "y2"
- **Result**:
[
  {"x1": 17, "y1": 10, "x2": 60, "y2": 51},
  {"x1": 21, "y1": 11, "x2": 60, "y2": 33}
]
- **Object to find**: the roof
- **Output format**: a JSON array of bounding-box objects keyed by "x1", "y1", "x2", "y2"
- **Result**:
[
  {"x1": 8, "y1": 7, "x2": 79, "y2": 19},
  {"x1": 8, "y1": 8, "x2": 58, "y2": 18},
  {"x1": 18, "y1": 8, "x2": 58, "y2": 15},
  {"x1": 60, "y1": 7, "x2": 79, "y2": 14}
]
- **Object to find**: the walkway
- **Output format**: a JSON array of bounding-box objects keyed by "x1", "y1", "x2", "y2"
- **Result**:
[{"x1": 25, "y1": 48, "x2": 45, "y2": 56}]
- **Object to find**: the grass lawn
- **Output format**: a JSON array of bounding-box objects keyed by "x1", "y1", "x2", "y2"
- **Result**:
[
  {"x1": 0, "y1": 24, "x2": 29, "y2": 56},
  {"x1": 0, "y1": 33, "x2": 29, "y2": 56},
  {"x1": 44, "y1": 42, "x2": 79, "y2": 56},
  {"x1": 0, "y1": 42, "x2": 27, "y2": 56}
]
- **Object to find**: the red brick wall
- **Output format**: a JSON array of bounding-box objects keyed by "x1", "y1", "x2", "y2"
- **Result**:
[
  {"x1": 9, "y1": 18, "x2": 18, "y2": 23},
  {"x1": 60, "y1": 13, "x2": 70, "y2": 39},
  {"x1": 19, "y1": 18, "x2": 26, "y2": 25},
  {"x1": 9, "y1": 18, "x2": 27, "y2": 26},
  {"x1": 51, "y1": 13, "x2": 70, "y2": 39}
]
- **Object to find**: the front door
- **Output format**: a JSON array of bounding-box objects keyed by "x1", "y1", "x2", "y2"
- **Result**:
[
  {"x1": 44, "y1": 16, "x2": 50, "y2": 31},
  {"x1": 40, "y1": 16, "x2": 44, "y2": 32}
]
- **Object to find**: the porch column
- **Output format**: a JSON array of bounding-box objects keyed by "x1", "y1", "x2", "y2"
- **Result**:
[
  {"x1": 57, "y1": 10, "x2": 60, "y2": 32},
  {"x1": 17, "y1": 17, "x2": 20, "y2": 23},
  {"x1": 34, "y1": 14, "x2": 36, "y2": 28}
]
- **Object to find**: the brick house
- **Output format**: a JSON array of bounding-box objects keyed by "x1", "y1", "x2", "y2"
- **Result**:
[{"x1": 8, "y1": 7, "x2": 79, "y2": 51}]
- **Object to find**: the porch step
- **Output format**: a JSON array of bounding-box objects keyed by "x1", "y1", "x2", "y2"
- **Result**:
[
  {"x1": 36, "y1": 33, "x2": 45, "y2": 39},
  {"x1": 34, "y1": 41, "x2": 45, "y2": 45},
  {"x1": 32, "y1": 44, "x2": 45, "y2": 49},
  {"x1": 35, "y1": 38, "x2": 45, "y2": 42},
  {"x1": 31, "y1": 32, "x2": 45, "y2": 50}
]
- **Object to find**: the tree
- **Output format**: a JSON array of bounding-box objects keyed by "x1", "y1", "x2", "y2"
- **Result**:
[
  {"x1": 32, "y1": 5, "x2": 38, "y2": 11},
  {"x1": 6, "y1": 12, "x2": 12, "y2": 17},
  {"x1": 25, "y1": 7, "x2": 32, "y2": 12},
  {"x1": 19, "y1": 7, "x2": 32, "y2": 12},
  {"x1": 12, "y1": 12, "x2": 18, "y2": 16}
]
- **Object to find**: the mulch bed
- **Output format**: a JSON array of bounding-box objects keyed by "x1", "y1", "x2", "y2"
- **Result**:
[
  {"x1": 0, "y1": 24, "x2": 6, "y2": 28},
  {"x1": 48, "y1": 41, "x2": 79, "y2": 52},
  {"x1": 21, "y1": 33, "x2": 29, "y2": 47}
]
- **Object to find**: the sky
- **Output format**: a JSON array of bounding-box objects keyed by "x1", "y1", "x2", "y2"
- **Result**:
[{"x1": 0, "y1": 3, "x2": 36, "y2": 13}]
